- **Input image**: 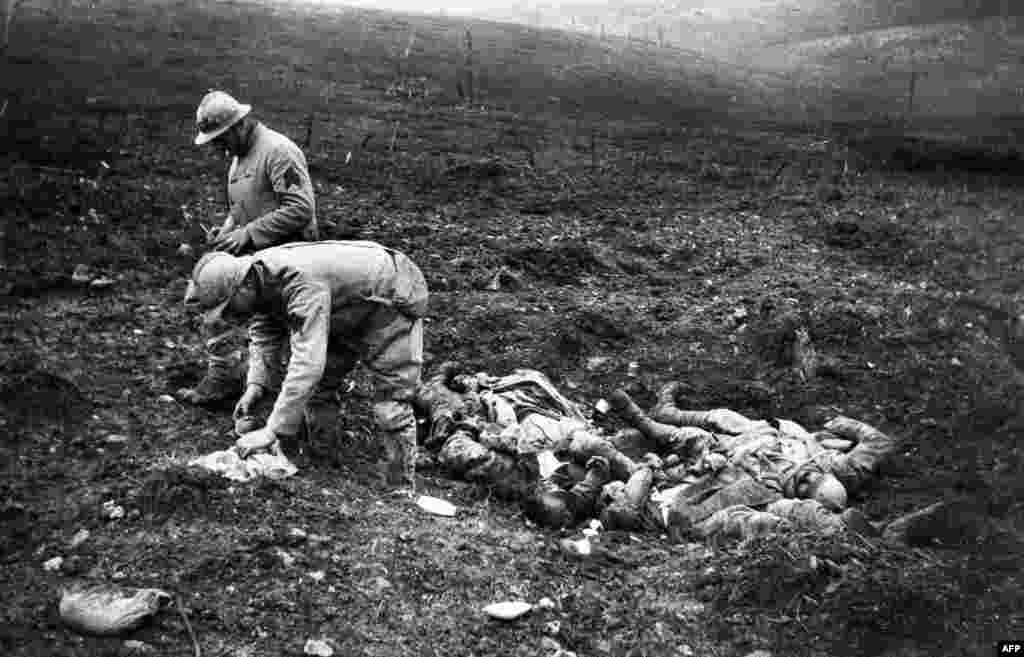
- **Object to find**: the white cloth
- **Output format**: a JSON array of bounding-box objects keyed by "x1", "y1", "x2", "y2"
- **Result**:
[{"x1": 190, "y1": 444, "x2": 297, "y2": 482}]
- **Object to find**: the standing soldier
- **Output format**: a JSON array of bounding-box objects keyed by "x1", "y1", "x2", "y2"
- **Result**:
[
  {"x1": 178, "y1": 90, "x2": 319, "y2": 405},
  {"x1": 182, "y1": 241, "x2": 429, "y2": 491}
]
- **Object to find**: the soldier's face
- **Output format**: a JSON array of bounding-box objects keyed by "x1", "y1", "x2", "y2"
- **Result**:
[
  {"x1": 211, "y1": 123, "x2": 241, "y2": 158},
  {"x1": 221, "y1": 276, "x2": 260, "y2": 322}
]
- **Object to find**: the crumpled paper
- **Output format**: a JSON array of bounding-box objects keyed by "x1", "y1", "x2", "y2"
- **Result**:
[
  {"x1": 59, "y1": 583, "x2": 171, "y2": 636},
  {"x1": 189, "y1": 443, "x2": 297, "y2": 482}
]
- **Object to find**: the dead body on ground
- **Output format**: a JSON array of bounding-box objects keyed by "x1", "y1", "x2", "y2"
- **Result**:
[{"x1": 414, "y1": 364, "x2": 948, "y2": 547}]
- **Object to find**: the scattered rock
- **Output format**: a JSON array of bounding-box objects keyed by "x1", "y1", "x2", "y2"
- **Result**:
[
  {"x1": 104, "y1": 434, "x2": 130, "y2": 445},
  {"x1": 416, "y1": 495, "x2": 457, "y2": 517},
  {"x1": 72, "y1": 264, "x2": 92, "y2": 285},
  {"x1": 543, "y1": 620, "x2": 561, "y2": 636},
  {"x1": 541, "y1": 635, "x2": 562, "y2": 651},
  {"x1": 89, "y1": 276, "x2": 116, "y2": 290},
  {"x1": 483, "y1": 601, "x2": 533, "y2": 620},
  {"x1": 157, "y1": 394, "x2": 176, "y2": 403},
  {"x1": 559, "y1": 537, "x2": 592, "y2": 558},
  {"x1": 101, "y1": 500, "x2": 125, "y2": 521},
  {"x1": 176, "y1": 243, "x2": 194, "y2": 257},
  {"x1": 43, "y1": 556, "x2": 64, "y2": 572},
  {"x1": 69, "y1": 529, "x2": 90, "y2": 548},
  {"x1": 59, "y1": 584, "x2": 171, "y2": 636},
  {"x1": 303, "y1": 638, "x2": 335, "y2": 657},
  {"x1": 536, "y1": 597, "x2": 556, "y2": 610},
  {"x1": 275, "y1": 548, "x2": 296, "y2": 568},
  {"x1": 122, "y1": 640, "x2": 155, "y2": 654},
  {"x1": 743, "y1": 651, "x2": 773, "y2": 657}
]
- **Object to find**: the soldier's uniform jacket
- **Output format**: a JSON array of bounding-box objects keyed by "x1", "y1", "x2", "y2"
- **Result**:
[
  {"x1": 228, "y1": 122, "x2": 318, "y2": 249},
  {"x1": 245, "y1": 241, "x2": 429, "y2": 436}
]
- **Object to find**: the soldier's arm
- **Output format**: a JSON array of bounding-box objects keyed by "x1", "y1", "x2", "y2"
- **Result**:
[
  {"x1": 243, "y1": 145, "x2": 316, "y2": 249},
  {"x1": 263, "y1": 283, "x2": 331, "y2": 437},
  {"x1": 247, "y1": 313, "x2": 287, "y2": 394}
]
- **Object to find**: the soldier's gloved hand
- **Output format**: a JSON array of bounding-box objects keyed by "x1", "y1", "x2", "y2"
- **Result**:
[
  {"x1": 211, "y1": 227, "x2": 251, "y2": 255},
  {"x1": 235, "y1": 427, "x2": 277, "y2": 458}
]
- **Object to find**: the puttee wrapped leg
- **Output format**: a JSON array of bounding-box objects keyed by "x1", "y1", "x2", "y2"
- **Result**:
[{"x1": 374, "y1": 399, "x2": 418, "y2": 490}]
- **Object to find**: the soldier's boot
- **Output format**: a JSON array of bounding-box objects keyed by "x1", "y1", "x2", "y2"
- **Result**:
[
  {"x1": 177, "y1": 355, "x2": 241, "y2": 406},
  {"x1": 375, "y1": 400, "x2": 418, "y2": 494},
  {"x1": 566, "y1": 456, "x2": 613, "y2": 519},
  {"x1": 600, "y1": 465, "x2": 655, "y2": 531}
]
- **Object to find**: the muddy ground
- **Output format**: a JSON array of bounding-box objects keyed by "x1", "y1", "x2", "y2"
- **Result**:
[
  {"x1": 3, "y1": 3, "x2": 1024, "y2": 656},
  {"x1": 3, "y1": 115, "x2": 1023, "y2": 657}
]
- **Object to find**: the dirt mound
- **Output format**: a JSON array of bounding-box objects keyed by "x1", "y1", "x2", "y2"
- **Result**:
[
  {"x1": 136, "y1": 467, "x2": 232, "y2": 522},
  {"x1": 504, "y1": 242, "x2": 612, "y2": 284},
  {"x1": 0, "y1": 357, "x2": 92, "y2": 431}
]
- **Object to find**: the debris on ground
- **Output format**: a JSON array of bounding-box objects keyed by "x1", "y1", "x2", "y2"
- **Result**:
[
  {"x1": 189, "y1": 446, "x2": 298, "y2": 482},
  {"x1": 303, "y1": 638, "x2": 335, "y2": 656},
  {"x1": 483, "y1": 601, "x2": 533, "y2": 620},
  {"x1": 43, "y1": 556, "x2": 64, "y2": 571},
  {"x1": 59, "y1": 583, "x2": 172, "y2": 636},
  {"x1": 415, "y1": 495, "x2": 457, "y2": 517}
]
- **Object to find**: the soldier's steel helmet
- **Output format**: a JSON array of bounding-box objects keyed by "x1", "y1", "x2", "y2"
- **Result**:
[{"x1": 194, "y1": 90, "x2": 251, "y2": 146}]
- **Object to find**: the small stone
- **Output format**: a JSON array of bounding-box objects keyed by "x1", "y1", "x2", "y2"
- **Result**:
[
  {"x1": 122, "y1": 640, "x2": 155, "y2": 654},
  {"x1": 288, "y1": 527, "x2": 308, "y2": 541},
  {"x1": 536, "y1": 596, "x2": 556, "y2": 610},
  {"x1": 541, "y1": 635, "x2": 562, "y2": 651},
  {"x1": 43, "y1": 556, "x2": 63, "y2": 571},
  {"x1": 743, "y1": 651, "x2": 773, "y2": 657},
  {"x1": 69, "y1": 529, "x2": 90, "y2": 548},
  {"x1": 275, "y1": 549, "x2": 296, "y2": 568},
  {"x1": 307, "y1": 571, "x2": 326, "y2": 582},
  {"x1": 303, "y1": 638, "x2": 334, "y2": 657},
  {"x1": 594, "y1": 399, "x2": 611, "y2": 414},
  {"x1": 543, "y1": 620, "x2": 561, "y2": 636},
  {"x1": 157, "y1": 394, "x2": 175, "y2": 403},
  {"x1": 677, "y1": 646, "x2": 695, "y2": 657},
  {"x1": 71, "y1": 264, "x2": 92, "y2": 285},
  {"x1": 483, "y1": 601, "x2": 532, "y2": 620},
  {"x1": 104, "y1": 434, "x2": 129, "y2": 445},
  {"x1": 176, "y1": 243, "x2": 194, "y2": 257},
  {"x1": 89, "y1": 276, "x2": 116, "y2": 290},
  {"x1": 559, "y1": 537, "x2": 592, "y2": 558},
  {"x1": 101, "y1": 501, "x2": 125, "y2": 521}
]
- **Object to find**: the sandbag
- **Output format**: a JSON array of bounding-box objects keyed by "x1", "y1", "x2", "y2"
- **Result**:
[{"x1": 59, "y1": 583, "x2": 171, "y2": 636}]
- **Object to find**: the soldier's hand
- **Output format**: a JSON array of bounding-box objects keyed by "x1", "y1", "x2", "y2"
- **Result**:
[
  {"x1": 234, "y1": 384, "x2": 264, "y2": 420},
  {"x1": 205, "y1": 215, "x2": 236, "y2": 244},
  {"x1": 235, "y1": 427, "x2": 277, "y2": 458},
  {"x1": 211, "y1": 227, "x2": 251, "y2": 255}
]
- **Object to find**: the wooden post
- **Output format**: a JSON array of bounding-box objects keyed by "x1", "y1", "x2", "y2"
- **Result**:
[
  {"x1": 304, "y1": 112, "x2": 314, "y2": 149},
  {"x1": 904, "y1": 71, "x2": 918, "y2": 124},
  {"x1": 462, "y1": 28, "x2": 475, "y2": 104}
]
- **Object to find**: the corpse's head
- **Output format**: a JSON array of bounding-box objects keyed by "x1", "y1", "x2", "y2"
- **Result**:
[{"x1": 796, "y1": 470, "x2": 848, "y2": 511}]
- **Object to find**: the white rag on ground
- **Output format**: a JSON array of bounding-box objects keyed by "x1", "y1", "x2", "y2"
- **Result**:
[{"x1": 189, "y1": 444, "x2": 298, "y2": 482}]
